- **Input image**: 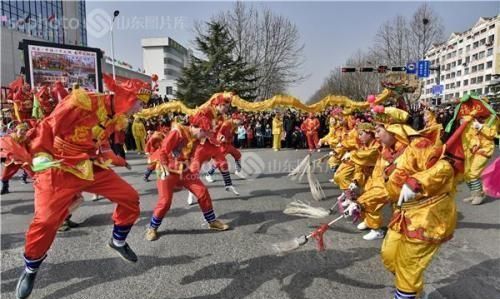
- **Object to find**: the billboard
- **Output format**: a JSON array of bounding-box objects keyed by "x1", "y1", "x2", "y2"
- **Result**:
[{"x1": 20, "y1": 40, "x2": 103, "y2": 92}]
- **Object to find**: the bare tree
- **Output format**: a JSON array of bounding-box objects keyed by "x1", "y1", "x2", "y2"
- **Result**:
[
  {"x1": 409, "y1": 3, "x2": 445, "y2": 60},
  {"x1": 371, "y1": 15, "x2": 412, "y2": 66},
  {"x1": 216, "y1": 2, "x2": 307, "y2": 100}
]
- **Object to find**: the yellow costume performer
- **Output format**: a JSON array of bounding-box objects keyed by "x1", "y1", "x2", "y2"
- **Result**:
[
  {"x1": 272, "y1": 113, "x2": 283, "y2": 151},
  {"x1": 445, "y1": 94, "x2": 497, "y2": 205},
  {"x1": 378, "y1": 108, "x2": 457, "y2": 299},
  {"x1": 356, "y1": 108, "x2": 410, "y2": 240},
  {"x1": 332, "y1": 115, "x2": 359, "y2": 189},
  {"x1": 132, "y1": 117, "x2": 147, "y2": 154}
]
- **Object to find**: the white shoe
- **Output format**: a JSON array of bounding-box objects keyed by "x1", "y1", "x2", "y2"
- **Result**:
[
  {"x1": 225, "y1": 185, "x2": 240, "y2": 196},
  {"x1": 92, "y1": 194, "x2": 101, "y2": 201},
  {"x1": 357, "y1": 221, "x2": 368, "y2": 230},
  {"x1": 329, "y1": 178, "x2": 335, "y2": 183},
  {"x1": 317, "y1": 149, "x2": 321, "y2": 152},
  {"x1": 187, "y1": 192, "x2": 197, "y2": 205},
  {"x1": 205, "y1": 174, "x2": 215, "y2": 183},
  {"x1": 234, "y1": 170, "x2": 246, "y2": 179},
  {"x1": 363, "y1": 229, "x2": 385, "y2": 240}
]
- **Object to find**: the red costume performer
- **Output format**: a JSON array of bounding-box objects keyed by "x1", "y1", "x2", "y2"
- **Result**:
[
  {"x1": 32, "y1": 85, "x2": 57, "y2": 119},
  {"x1": 13, "y1": 83, "x2": 34, "y2": 122},
  {"x1": 193, "y1": 93, "x2": 242, "y2": 195},
  {"x1": 14, "y1": 75, "x2": 153, "y2": 299},
  {"x1": 145, "y1": 111, "x2": 230, "y2": 241},
  {"x1": 0, "y1": 123, "x2": 32, "y2": 194},
  {"x1": 143, "y1": 131, "x2": 165, "y2": 182},
  {"x1": 301, "y1": 113, "x2": 320, "y2": 151}
]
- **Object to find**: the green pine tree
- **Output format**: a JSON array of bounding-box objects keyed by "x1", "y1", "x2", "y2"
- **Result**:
[{"x1": 176, "y1": 21, "x2": 257, "y2": 107}]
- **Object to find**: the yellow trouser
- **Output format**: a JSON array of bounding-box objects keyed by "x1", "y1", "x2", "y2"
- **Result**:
[
  {"x1": 333, "y1": 162, "x2": 355, "y2": 190},
  {"x1": 134, "y1": 136, "x2": 145, "y2": 153},
  {"x1": 273, "y1": 134, "x2": 281, "y2": 150},
  {"x1": 381, "y1": 229, "x2": 440, "y2": 294},
  {"x1": 464, "y1": 152, "x2": 490, "y2": 181},
  {"x1": 357, "y1": 187, "x2": 387, "y2": 229}
]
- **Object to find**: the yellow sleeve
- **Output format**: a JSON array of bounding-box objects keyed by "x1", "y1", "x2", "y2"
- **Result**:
[
  {"x1": 341, "y1": 129, "x2": 358, "y2": 150},
  {"x1": 350, "y1": 145, "x2": 380, "y2": 167},
  {"x1": 479, "y1": 116, "x2": 497, "y2": 140},
  {"x1": 385, "y1": 139, "x2": 454, "y2": 202}
]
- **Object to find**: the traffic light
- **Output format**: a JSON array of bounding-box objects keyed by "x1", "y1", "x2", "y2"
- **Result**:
[
  {"x1": 360, "y1": 67, "x2": 375, "y2": 72},
  {"x1": 377, "y1": 66, "x2": 388, "y2": 73},
  {"x1": 341, "y1": 67, "x2": 356, "y2": 73},
  {"x1": 391, "y1": 66, "x2": 406, "y2": 72}
]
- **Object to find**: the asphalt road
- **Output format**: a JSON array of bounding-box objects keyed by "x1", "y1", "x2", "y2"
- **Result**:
[{"x1": 1, "y1": 149, "x2": 499, "y2": 299}]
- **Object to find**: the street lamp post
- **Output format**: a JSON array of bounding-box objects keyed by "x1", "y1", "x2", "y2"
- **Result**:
[{"x1": 110, "y1": 10, "x2": 120, "y2": 80}]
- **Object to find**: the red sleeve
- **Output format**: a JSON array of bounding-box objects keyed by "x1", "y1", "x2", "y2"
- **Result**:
[{"x1": 160, "y1": 129, "x2": 183, "y2": 158}]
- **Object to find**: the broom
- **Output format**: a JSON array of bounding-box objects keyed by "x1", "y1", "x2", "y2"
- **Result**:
[
  {"x1": 283, "y1": 200, "x2": 337, "y2": 218},
  {"x1": 288, "y1": 154, "x2": 328, "y2": 201},
  {"x1": 272, "y1": 214, "x2": 344, "y2": 255}
]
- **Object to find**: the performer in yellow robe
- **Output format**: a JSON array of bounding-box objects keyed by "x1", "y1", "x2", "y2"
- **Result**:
[
  {"x1": 445, "y1": 94, "x2": 498, "y2": 205},
  {"x1": 355, "y1": 109, "x2": 411, "y2": 240},
  {"x1": 350, "y1": 107, "x2": 457, "y2": 298},
  {"x1": 272, "y1": 113, "x2": 284, "y2": 151},
  {"x1": 332, "y1": 114, "x2": 360, "y2": 190},
  {"x1": 132, "y1": 117, "x2": 147, "y2": 154},
  {"x1": 318, "y1": 109, "x2": 344, "y2": 174}
]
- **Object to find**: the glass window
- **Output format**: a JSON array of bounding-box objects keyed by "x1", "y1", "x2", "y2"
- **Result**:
[
  {"x1": 487, "y1": 48, "x2": 493, "y2": 56},
  {"x1": 477, "y1": 76, "x2": 483, "y2": 83},
  {"x1": 486, "y1": 61, "x2": 492, "y2": 68},
  {"x1": 472, "y1": 66, "x2": 477, "y2": 72},
  {"x1": 478, "y1": 64, "x2": 484, "y2": 71},
  {"x1": 485, "y1": 75, "x2": 491, "y2": 81},
  {"x1": 457, "y1": 70, "x2": 461, "y2": 76},
  {"x1": 471, "y1": 78, "x2": 476, "y2": 84},
  {"x1": 464, "y1": 68, "x2": 469, "y2": 74},
  {"x1": 464, "y1": 79, "x2": 468, "y2": 86},
  {"x1": 456, "y1": 81, "x2": 461, "y2": 87}
]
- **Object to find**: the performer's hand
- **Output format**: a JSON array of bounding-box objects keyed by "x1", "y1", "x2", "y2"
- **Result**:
[
  {"x1": 341, "y1": 152, "x2": 350, "y2": 161},
  {"x1": 348, "y1": 182, "x2": 358, "y2": 192},
  {"x1": 317, "y1": 141, "x2": 322, "y2": 147},
  {"x1": 344, "y1": 201, "x2": 360, "y2": 217},
  {"x1": 398, "y1": 183, "x2": 416, "y2": 205},
  {"x1": 328, "y1": 151, "x2": 334, "y2": 156},
  {"x1": 472, "y1": 120, "x2": 483, "y2": 130},
  {"x1": 125, "y1": 163, "x2": 132, "y2": 170}
]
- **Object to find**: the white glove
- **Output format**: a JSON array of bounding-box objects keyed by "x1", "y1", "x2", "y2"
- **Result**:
[
  {"x1": 397, "y1": 183, "x2": 416, "y2": 206},
  {"x1": 472, "y1": 120, "x2": 483, "y2": 130},
  {"x1": 317, "y1": 141, "x2": 322, "y2": 147},
  {"x1": 336, "y1": 143, "x2": 343, "y2": 148},
  {"x1": 348, "y1": 182, "x2": 358, "y2": 192},
  {"x1": 341, "y1": 152, "x2": 350, "y2": 161},
  {"x1": 329, "y1": 151, "x2": 334, "y2": 156},
  {"x1": 344, "y1": 201, "x2": 360, "y2": 217}
]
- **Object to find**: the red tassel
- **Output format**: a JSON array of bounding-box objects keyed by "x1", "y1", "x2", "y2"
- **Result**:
[{"x1": 310, "y1": 224, "x2": 329, "y2": 251}]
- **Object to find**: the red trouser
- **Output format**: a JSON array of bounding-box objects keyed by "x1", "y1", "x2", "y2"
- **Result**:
[
  {"x1": 191, "y1": 142, "x2": 226, "y2": 173},
  {"x1": 1, "y1": 163, "x2": 22, "y2": 181},
  {"x1": 215, "y1": 143, "x2": 241, "y2": 171},
  {"x1": 1, "y1": 162, "x2": 33, "y2": 181},
  {"x1": 25, "y1": 167, "x2": 140, "y2": 260},
  {"x1": 153, "y1": 171, "x2": 213, "y2": 219},
  {"x1": 306, "y1": 132, "x2": 319, "y2": 150}
]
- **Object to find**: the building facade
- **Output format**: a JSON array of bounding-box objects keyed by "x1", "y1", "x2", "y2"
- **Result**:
[
  {"x1": 422, "y1": 16, "x2": 499, "y2": 105},
  {"x1": 142, "y1": 37, "x2": 192, "y2": 97},
  {"x1": 1, "y1": 0, "x2": 87, "y2": 86}
]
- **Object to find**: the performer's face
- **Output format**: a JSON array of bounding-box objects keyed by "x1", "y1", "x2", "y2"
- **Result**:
[
  {"x1": 358, "y1": 130, "x2": 373, "y2": 145},
  {"x1": 216, "y1": 103, "x2": 229, "y2": 114},
  {"x1": 375, "y1": 126, "x2": 395, "y2": 147},
  {"x1": 190, "y1": 126, "x2": 207, "y2": 139}
]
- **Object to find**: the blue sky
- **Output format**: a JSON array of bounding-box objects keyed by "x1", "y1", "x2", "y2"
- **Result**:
[{"x1": 86, "y1": 1, "x2": 500, "y2": 100}]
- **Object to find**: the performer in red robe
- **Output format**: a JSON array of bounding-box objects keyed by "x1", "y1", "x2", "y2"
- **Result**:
[
  {"x1": 301, "y1": 113, "x2": 321, "y2": 152},
  {"x1": 145, "y1": 110, "x2": 230, "y2": 241},
  {"x1": 14, "y1": 75, "x2": 153, "y2": 299}
]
